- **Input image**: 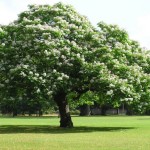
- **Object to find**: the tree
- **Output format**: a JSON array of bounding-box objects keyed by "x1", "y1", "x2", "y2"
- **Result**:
[
  {"x1": 0, "y1": 3, "x2": 150, "y2": 127},
  {"x1": 96, "y1": 22, "x2": 150, "y2": 114}
]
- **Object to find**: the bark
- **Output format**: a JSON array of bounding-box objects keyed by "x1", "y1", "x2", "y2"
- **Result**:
[
  {"x1": 54, "y1": 92, "x2": 73, "y2": 128},
  {"x1": 101, "y1": 105, "x2": 108, "y2": 115},
  {"x1": 80, "y1": 104, "x2": 91, "y2": 116},
  {"x1": 126, "y1": 104, "x2": 133, "y2": 115},
  {"x1": 38, "y1": 110, "x2": 43, "y2": 116},
  {"x1": 12, "y1": 110, "x2": 17, "y2": 117}
]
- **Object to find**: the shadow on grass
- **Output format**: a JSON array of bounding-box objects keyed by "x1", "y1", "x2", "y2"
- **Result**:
[
  {"x1": 0, "y1": 116, "x2": 59, "y2": 119},
  {"x1": 0, "y1": 125, "x2": 135, "y2": 134}
]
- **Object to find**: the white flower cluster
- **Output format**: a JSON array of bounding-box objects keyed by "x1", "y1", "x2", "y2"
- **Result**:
[
  {"x1": 106, "y1": 90, "x2": 113, "y2": 96},
  {"x1": 120, "y1": 98, "x2": 133, "y2": 102},
  {"x1": 0, "y1": 2, "x2": 150, "y2": 113}
]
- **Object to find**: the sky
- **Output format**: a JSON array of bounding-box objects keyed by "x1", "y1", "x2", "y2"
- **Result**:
[{"x1": 0, "y1": 0, "x2": 150, "y2": 49}]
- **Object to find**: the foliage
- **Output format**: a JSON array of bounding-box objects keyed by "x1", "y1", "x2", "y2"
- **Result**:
[{"x1": 0, "y1": 2, "x2": 150, "y2": 115}]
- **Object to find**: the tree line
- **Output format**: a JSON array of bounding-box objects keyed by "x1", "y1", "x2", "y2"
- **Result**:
[{"x1": 0, "y1": 2, "x2": 150, "y2": 127}]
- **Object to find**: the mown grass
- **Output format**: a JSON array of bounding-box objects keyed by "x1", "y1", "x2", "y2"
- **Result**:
[{"x1": 0, "y1": 116, "x2": 150, "y2": 150}]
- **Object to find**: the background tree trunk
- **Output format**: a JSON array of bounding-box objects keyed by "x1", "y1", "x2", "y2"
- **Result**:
[
  {"x1": 12, "y1": 110, "x2": 17, "y2": 117},
  {"x1": 101, "y1": 105, "x2": 108, "y2": 115},
  {"x1": 54, "y1": 92, "x2": 73, "y2": 128},
  {"x1": 80, "y1": 104, "x2": 91, "y2": 116}
]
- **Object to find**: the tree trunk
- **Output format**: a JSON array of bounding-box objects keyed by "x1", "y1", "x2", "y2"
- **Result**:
[
  {"x1": 54, "y1": 92, "x2": 73, "y2": 128},
  {"x1": 39, "y1": 110, "x2": 43, "y2": 116},
  {"x1": 101, "y1": 105, "x2": 108, "y2": 115},
  {"x1": 80, "y1": 104, "x2": 91, "y2": 116},
  {"x1": 12, "y1": 110, "x2": 17, "y2": 117}
]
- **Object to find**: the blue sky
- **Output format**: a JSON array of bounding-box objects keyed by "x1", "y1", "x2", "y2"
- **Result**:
[{"x1": 0, "y1": 0, "x2": 150, "y2": 49}]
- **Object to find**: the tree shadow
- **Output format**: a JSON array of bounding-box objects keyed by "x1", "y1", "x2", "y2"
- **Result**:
[{"x1": 0, "y1": 125, "x2": 135, "y2": 134}]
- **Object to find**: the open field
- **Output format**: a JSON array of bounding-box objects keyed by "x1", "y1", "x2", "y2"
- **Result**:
[{"x1": 0, "y1": 116, "x2": 150, "y2": 150}]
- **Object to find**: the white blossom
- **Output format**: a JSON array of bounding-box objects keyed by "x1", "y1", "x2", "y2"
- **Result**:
[
  {"x1": 109, "y1": 83, "x2": 115, "y2": 88},
  {"x1": 106, "y1": 90, "x2": 113, "y2": 96},
  {"x1": 53, "y1": 69, "x2": 57, "y2": 73},
  {"x1": 36, "y1": 88, "x2": 40, "y2": 93},
  {"x1": 29, "y1": 71, "x2": 33, "y2": 75},
  {"x1": 0, "y1": 84, "x2": 4, "y2": 87},
  {"x1": 35, "y1": 73, "x2": 39, "y2": 77},
  {"x1": 22, "y1": 65, "x2": 29, "y2": 69},
  {"x1": 18, "y1": 97, "x2": 22, "y2": 100},
  {"x1": 43, "y1": 73, "x2": 46, "y2": 76},
  {"x1": 39, "y1": 77, "x2": 43, "y2": 80},
  {"x1": 47, "y1": 91, "x2": 53, "y2": 95},
  {"x1": 57, "y1": 77, "x2": 63, "y2": 80},
  {"x1": 20, "y1": 71, "x2": 26, "y2": 77},
  {"x1": 76, "y1": 53, "x2": 80, "y2": 58}
]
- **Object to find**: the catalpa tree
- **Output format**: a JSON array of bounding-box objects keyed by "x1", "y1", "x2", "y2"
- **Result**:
[{"x1": 0, "y1": 3, "x2": 150, "y2": 127}]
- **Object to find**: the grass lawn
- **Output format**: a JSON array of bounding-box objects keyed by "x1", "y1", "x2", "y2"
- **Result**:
[{"x1": 0, "y1": 116, "x2": 150, "y2": 150}]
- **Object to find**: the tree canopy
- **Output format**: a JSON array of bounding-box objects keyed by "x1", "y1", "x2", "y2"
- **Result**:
[{"x1": 0, "y1": 2, "x2": 150, "y2": 127}]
